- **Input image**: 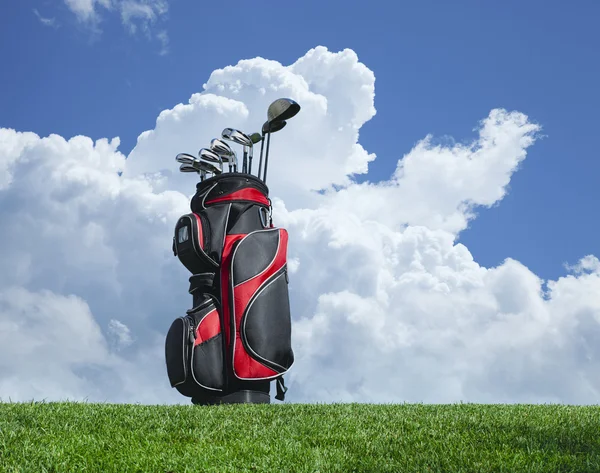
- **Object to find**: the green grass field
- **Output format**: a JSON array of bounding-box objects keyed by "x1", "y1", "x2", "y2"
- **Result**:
[{"x1": 0, "y1": 402, "x2": 598, "y2": 473}]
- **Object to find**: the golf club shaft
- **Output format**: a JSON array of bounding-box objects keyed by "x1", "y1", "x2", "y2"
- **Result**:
[
  {"x1": 263, "y1": 131, "x2": 272, "y2": 183},
  {"x1": 242, "y1": 147, "x2": 248, "y2": 173},
  {"x1": 257, "y1": 133, "x2": 265, "y2": 179}
]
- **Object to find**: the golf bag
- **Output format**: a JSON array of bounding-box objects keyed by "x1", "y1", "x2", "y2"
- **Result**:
[{"x1": 164, "y1": 173, "x2": 294, "y2": 404}]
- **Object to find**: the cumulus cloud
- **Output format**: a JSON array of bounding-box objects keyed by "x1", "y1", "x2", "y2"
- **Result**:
[{"x1": 1, "y1": 46, "x2": 599, "y2": 405}]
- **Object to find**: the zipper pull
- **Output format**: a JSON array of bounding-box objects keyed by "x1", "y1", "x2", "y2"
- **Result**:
[{"x1": 188, "y1": 323, "x2": 196, "y2": 344}]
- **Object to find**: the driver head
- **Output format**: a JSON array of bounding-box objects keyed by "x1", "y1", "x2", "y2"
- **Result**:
[
  {"x1": 262, "y1": 120, "x2": 287, "y2": 134},
  {"x1": 267, "y1": 98, "x2": 300, "y2": 123}
]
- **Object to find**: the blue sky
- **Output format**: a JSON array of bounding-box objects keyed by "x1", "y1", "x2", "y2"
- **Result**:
[{"x1": 1, "y1": 0, "x2": 598, "y2": 282}]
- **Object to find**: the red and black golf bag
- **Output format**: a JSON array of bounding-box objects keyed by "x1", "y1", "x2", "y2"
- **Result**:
[{"x1": 165, "y1": 173, "x2": 294, "y2": 404}]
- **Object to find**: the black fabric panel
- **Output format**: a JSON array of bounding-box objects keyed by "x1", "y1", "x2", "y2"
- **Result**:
[
  {"x1": 242, "y1": 270, "x2": 294, "y2": 372},
  {"x1": 165, "y1": 317, "x2": 190, "y2": 387},
  {"x1": 174, "y1": 214, "x2": 218, "y2": 274},
  {"x1": 191, "y1": 174, "x2": 269, "y2": 213},
  {"x1": 228, "y1": 205, "x2": 266, "y2": 235},
  {"x1": 202, "y1": 206, "x2": 229, "y2": 264},
  {"x1": 189, "y1": 273, "x2": 216, "y2": 295},
  {"x1": 192, "y1": 333, "x2": 225, "y2": 391},
  {"x1": 232, "y1": 229, "x2": 280, "y2": 285},
  {"x1": 225, "y1": 202, "x2": 250, "y2": 234}
]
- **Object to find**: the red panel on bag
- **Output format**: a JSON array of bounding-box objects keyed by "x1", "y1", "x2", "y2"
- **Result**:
[
  {"x1": 205, "y1": 188, "x2": 269, "y2": 207},
  {"x1": 194, "y1": 308, "x2": 220, "y2": 346},
  {"x1": 220, "y1": 234, "x2": 246, "y2": 349},
  {"x1": 232, "y1": 229, "x2": 288, "y2": 379},
  {"x1": 193, "y1": 213, "x2": 204, "y2": 250},
  {"x1": 233, "y1": 336, "x2": 279, "y2": 378}
]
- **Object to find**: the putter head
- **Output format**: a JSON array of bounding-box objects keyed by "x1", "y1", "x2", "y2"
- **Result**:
[
  {"x1": 262, "y1": 120, "x2": 287, "y2": 134},
  {"x1": 221, "y1": 128, "x2": 252, "y2": 147},
  {"x1": 176, "y1": 153, "x2": 197, "y2": 165},
  {"x1": 267, "y1": 98, "x2": 300, "y2": 123}
]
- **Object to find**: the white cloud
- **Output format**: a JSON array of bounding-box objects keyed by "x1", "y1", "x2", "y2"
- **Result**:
[
  {"x1": 156, "y1": 30, "x2": 169, "y2": 56},
  {"x1": 62, "y1": 0, "x2": 168, "y2": 51},
  {"x1": 63, "y1": 0, "x2": 110, "y2": 22},
  {"x1": 33, "y1": 9, "x2": 59, "y2": 28},
  {"x1": 1, "y1": 46, "x2": 599, "y2": 404},
  {"x1": 108, "y1": 319, "x2": 134, "y2": 349}
]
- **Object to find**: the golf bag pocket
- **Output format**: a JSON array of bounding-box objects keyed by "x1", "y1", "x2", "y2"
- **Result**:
[
  {"x1": 165, "y1": 300, "x2": 225, "y2": 397},
  {"x1": 229, "y1": 228, "x2": 294, "y2": 380},
  {"x1": 173, "y1": 213, "x2": 218, "y2": 275}
]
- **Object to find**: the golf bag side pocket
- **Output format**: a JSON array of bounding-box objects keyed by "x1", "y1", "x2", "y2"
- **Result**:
[
  {"x1": 165, "y1": 300, "x2": 225, "y2": 397},
  {"x1": 228, "y1": 228, "x2": 294, "y2": 381},
  {"x1": 173, "y1": 213, "x2": 218, "y2": 274}
]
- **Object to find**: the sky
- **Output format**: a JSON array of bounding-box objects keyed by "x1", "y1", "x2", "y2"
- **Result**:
[{"x1": 0, "y1": 0, "x2": 599, "y2": 404}]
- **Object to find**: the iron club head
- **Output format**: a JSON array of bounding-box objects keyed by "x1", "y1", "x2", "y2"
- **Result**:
[
  {"x1": 198, "y1": 148, "x2": 223, "y2": 172},
  {"x1": 221, "y1": 128, "x2": 252, "y2": 147},
  {"x1": 179, "y1": 163, "x2": 199, "y2": 173},
  {"x1": 176, "y1": 153, "x2": 197, "y2": 165},
  {"x1": 210, "y1": 138, "x2": 236, "y2": 172},
  {"x1": 196, "y1": 159, "x2": 222, "y2": 175},
  {"x1": 222, "y1": 128, "x2": 253, "y2": 173}
]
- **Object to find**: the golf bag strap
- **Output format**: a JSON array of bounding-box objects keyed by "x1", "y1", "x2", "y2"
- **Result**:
[
  {"x1": 188, "y1": 273, "x2": 217, "y2": 297},
  {"x1": 275, "y1": 376, "x2": 288, "y2": 401}
]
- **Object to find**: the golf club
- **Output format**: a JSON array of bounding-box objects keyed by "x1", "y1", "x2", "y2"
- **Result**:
[
  {"x1": 198, "y1": 159, "x2": 222, "y2": 181},
  {"x1": 210, "y1": 138, "x2": 236, "y2": 172},
  {"x1": 198, "y1": 148, "x2": 223, "y2": 172},
  {"x1": 257, "y1": 120, "x2": 286, "y2": 182},
  {"x1": 262, "y1": 98, "x2": 300, "y2": 184},
  {"x1": 267, "y1": 98, "x2": 301, "y2": 123},
  {"x1": 176, "y1": 153, "x2": 197, "y2": 166},
  {"x1": 248, "y1": 133, "x2": 262, "y2": 175},
  {"x1": 222, "y1": 128, "x2": 252, "y2": 173},
  {"x1": 180, "y1": 163, "x2": 206, "y2": 181},
  {"x1": 179, "y1": 163, "x2": 199, "y2": 173},
  {"x1": 259, "y1": 119, "x2": 288, "y2": 183}
]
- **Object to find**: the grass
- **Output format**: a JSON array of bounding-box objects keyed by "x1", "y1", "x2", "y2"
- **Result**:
[{"x1": 0, "y1": 402, "x2": 598, "y2": 473}]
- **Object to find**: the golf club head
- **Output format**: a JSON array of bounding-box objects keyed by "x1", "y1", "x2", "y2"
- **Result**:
[
  {"x1": 221, "y1": 128, "x2": 253, "y2": 147},
  {"x1": 222, "y1": 128, "x2": 253, "y2": 173},
  {"x1": 249, "y1": 132, "x2": 262, "y2": 144},
  {"x1": 198, "y1": 148, "x2": 222, "y2": 165},
  {"x1": 262, "y1": 120, "x2": 287, "y2": 134},
  {"x1": 267, "y1": 98, "x2": 300, "y2": 123},
  {"x1": 210, "y1": 138, "x2": 233, "y2": 157},
  {"x1": 176, "y1": 153, "x2": 197, "y2": 165},
  {"x1": 196, "y1": 159, "x2": 222, "y2": 175},
  {"x1": 179, "y1": 163, "x2": 199, "y2": 173}
]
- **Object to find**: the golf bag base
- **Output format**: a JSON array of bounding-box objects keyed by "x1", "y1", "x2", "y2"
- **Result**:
[
  {"x1": 191, "y1": 388, "x2": 271, "y2": 406},
  {"x1": 166, "y1": 173, "x2": 294, "y2": 405}
]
